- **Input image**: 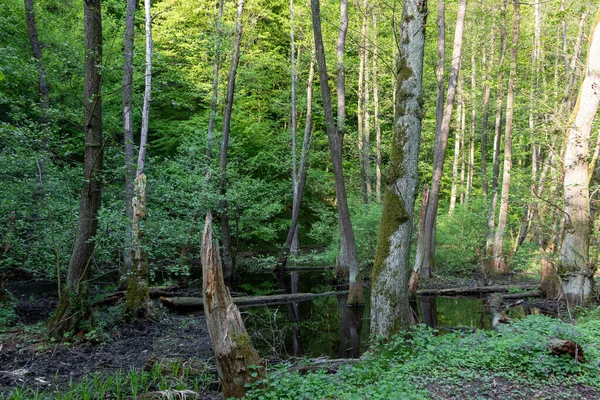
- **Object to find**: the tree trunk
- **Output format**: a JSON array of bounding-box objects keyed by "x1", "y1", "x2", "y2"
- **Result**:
[
  {"x1": 480, "y1": 24, "x2": 495, "y2": 197},
  {"x1": 311, "y1": 0, "x2": 363, "y2": 306},
  {"x1": 421, "y1": 0, "x2": 467, "y2": 276},
  {"x1": 467, "y1": 48, "x2": 475, "y2": 203},
  {"x1": 560, "y1": 8, "x2": 600, "y2": 306},
  {"x1": 278, "y1": 51, "x2": 316, "y2": 269},
  {"x1": 491, "y1": 0, "x2": 520, "y2": 274},
  {"x1": 121, "y1": 0, "x2": 136, "y2": 284},
  {"x1": 124, "y1": 174, "x2": 155, "y2": 319},
  {"x1": 449, "y1": 84, "x2": 461, "y2": 214},
  {"x1": 335, "y1": 0, "x2": 350, "y2": 280},
  {"x1": 201, "y1": 213, "x2": 265, "y2": 398},
  {"x1": 136, "y1": 0, "x2": 152, "y2": 178},
  {"x1": 206, "y1": 0, "x2": 225, "y2": 182},
  {"x1": 24, "y1": 0, "x2": 49, "y2": 123},
  {"x1": 370, "y1": 0, "x2": 428, "y2": 339},
  {"x1": 459, "y1": 82, "x2": 466, "y2": 205},
  {"x1": 486, "y1": 0, "x2": 507, "y2": 259},
  {"x1": 373, "y1": 14, "x2": 382, "y2": 203},
  {"x1": 358, "y1": 6, "x2": 368, "y2": 204},
  {"x1": 409, "y1": 183, "x2": 429, "y2": 296},
  {"x1": 220, "y1": 0, "x2": 245, "y2": 281},
  {"x1": 289, "y1": 0, "x2": 299, "y2": 255},
  {"x1": 363, "y1": 4, "x2": 371, "y2": 201},
  {"x1": 48, "y1": 0, "x2": 103, "y2": 337}
]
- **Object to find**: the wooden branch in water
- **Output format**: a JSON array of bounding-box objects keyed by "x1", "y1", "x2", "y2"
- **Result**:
[
  {"x1": 160, "y1": 291, "x2": 346, "y2": 311},
  {"x1": 416, "y1": 284, "x2": 537, "y2": 296}
]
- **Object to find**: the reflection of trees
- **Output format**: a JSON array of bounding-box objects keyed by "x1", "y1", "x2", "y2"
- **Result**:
[
  {"x1": 419, "y1": 296, "x2": 438, "y2": 329},
  {"x1": 337, "y1": 294, "x2": 364, "y2": 358},
  {"x1": 275, "y1": 272, "x2": 303, "y2": 357}
]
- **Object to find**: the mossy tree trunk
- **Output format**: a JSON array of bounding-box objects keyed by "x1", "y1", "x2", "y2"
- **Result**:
[
  {"x1": 370, "y1": 0, "x2": 427, "y2": 339},
  {"x1": 124, "y1": 174, "x2": 155, "y2": 320},
  {"x1": 560, "y1": 9, "x2": 600, "y2": 306},
  {"x1": 201, "y1": 213, "x2": 265, "y2": 398},
  {"x1": 48, "y1": 0, "x2": 102, "y2": 338},
  {"x1": 311, "y1": 0, "x2": 363, "y2": 305}
]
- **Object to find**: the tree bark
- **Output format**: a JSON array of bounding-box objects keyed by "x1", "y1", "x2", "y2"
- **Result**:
[
  {"x1": 201, "y1": 213, "x2": 265, "y2": 398},
  {"x1": 24, "y1": 0, "x2": 49, "y2": 123},
  {"x1": 136, "y1": 0, "x2": 152, "y2": 178},
  {"x1": 373, "y1": 14, "x2": 382, "y2": 203},
  {"x1": 480, "y1": 23, "x2": 495, "y2": 198},
  {"x1": 279, "y1": 51, "x2": 316, "y2": 269},
  {"x1": 122, "y1": 0, "x2": 136, "y2": 283},
  {"x1": 357, "y1": 6, "x2": 367, "y2": 204},
  {"x1": 409, "y1": 184, "x2": 429, "y2": 296},
  {"x1": 421, "y1": 0, "x2": 467, "y2": 276},
  {"x1": 467, "y1": 48, "x2": 475, "y2": 203},
  {"x1": 370, "y1": 0, "x2": 427, "y2": 339},
  {"x1": 220, "y1": 0, "x2": 245, "y2": 281},
  {"x1": 311, "y1": 0, "x2": 363, "y2": 306},
  {"x1": 48, "y1": 0, "x2": 103, "y2": 337},
  {"x1": 491, "y1": 0, "x2": 520, "y2": 274},
  {"x1": 289, "y1": 0, "x2": 299, "y2": 255},
  {"x1": 560, "y1": 8, "x2": 600, "y2": 306}
]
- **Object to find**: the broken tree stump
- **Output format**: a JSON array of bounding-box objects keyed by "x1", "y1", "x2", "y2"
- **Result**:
[
  {"x1": 201, "y1": 213, "x2": 265, "y2": 398},
  {"x1": 550, "y1": 339, "x2": 584, "y2": 362}
]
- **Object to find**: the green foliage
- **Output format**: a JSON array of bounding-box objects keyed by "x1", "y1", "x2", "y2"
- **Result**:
[{"x1": 247, "y1": 314, "x2": 600, "y2": 399}]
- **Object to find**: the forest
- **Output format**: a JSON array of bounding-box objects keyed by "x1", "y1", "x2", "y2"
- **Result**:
[{"x1": 1, "y1": 0, "x2": 600, "y2": 398}]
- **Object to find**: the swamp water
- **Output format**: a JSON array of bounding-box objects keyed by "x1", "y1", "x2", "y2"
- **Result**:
[{"x1": 223, "y1": 269, "x2": 516, "y2": 360}]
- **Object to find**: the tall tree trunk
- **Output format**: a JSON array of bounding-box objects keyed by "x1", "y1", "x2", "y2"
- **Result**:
[
  {"x1": 363, "y1": 5, "x2": 371, "y2": 201},
  {"x1": 121, "y1": 0, "x2": 136, "y2": 285},
  {"x1": 467, "y1": 48, "x2": 476, "y2": 203},
  {"x1": 560, "y1": 8, "x2": 600, "y2": 306},
  {"x1": 373, "y1": 14, "x2": 382, "y2": 203},
  {"x1": 357, "y1": 6, "x2": 368, "y2": 204},
  {"x1": 459, "y1": 79, "x2": 466, "y2": 205},
  {"x1": 409, "y1": 184, "x2": 429, "y2": 296},
  {"x1": 449, "y1": 81, "x2": 462, "y2": 214},
  {"x1": 486, "y1": 0, "x2": 507, "y2": 259},
  {"x1": 48, "y1": 0, "x2": 103, "y2": 337},
  {"x1": 279, "y1": 51, "x2": 316, "y2": 269},
  {"x1": 220, "y1": 0, "x2": 245, "y2": 281},
  {"x1": 289, "y1": 0, "x2": 299, "y2": 255},
  {"x1": 480, "y1": 23, "x2": 495, "y2": 198},
  {"x1": 311, "y1": 0, "x2": 363, "y2": 305},
  {"x1": 491, "y1": 0, "x2": 520, "y2": 274},
  {"x1": 201, "y1": 214, "x2": 265, "y2": 398},
  {"x1": 206, "y1": 0, "x2": 225, "y2": 182},
  {"x1": 335, "y1": 0, "x2": 350, "y2": 280},
  {"x1": 125, "y1": 0, "x2": 155, "y2": 320},
  {"x1": 24, "y1": 0, "x2": 49, "y2": 123},
  {"x1": 421, "y1": 0, "x2": 467, "y2": 276},
  {"x1": 371, "y1": 0, "x2": 428, "y2": 338}
]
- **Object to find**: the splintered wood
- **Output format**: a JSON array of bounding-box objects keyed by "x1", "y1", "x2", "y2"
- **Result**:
[{"x1": 201, "y1": 213, "x2": 265, "y2": 398}]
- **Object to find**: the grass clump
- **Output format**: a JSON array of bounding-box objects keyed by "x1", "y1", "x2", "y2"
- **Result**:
[{"x1": 246, "y1": 314, "x2": 600, "y2": 399}]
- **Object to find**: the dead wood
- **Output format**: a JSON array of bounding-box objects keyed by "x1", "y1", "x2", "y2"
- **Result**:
[
  {"x1": 93, "y1": 287, "x2": 180, "y2": 307},
  {"x1": 500, "y1": 291, "x2": 540, "y2": 299},
  {"x1": 550, "y1": 339, "x2": 585, "y2": 362},
  {"x1": 201, "y1": 213, "x2": 265, "y2": 398},
  {"x1": 417, "y1": 284, "x2": 537, "y2": 296},
  {"x1": 160, "y1": 291, "x2": 346, "y2": 312}
]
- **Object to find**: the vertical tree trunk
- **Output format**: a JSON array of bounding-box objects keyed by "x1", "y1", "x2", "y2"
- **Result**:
[
  {"x1": 201, "y1": 213, "x2": 265, "y2": 398},
  {"x1": 373, "y1": 14, "x2": 382, "y2": 203},
  {"x1": 220, "y1": 0, "x2": 245, "y2": 281},
  {"x1": 363, "y1": 5, "x2": 371, "y2": 201},
  {"x1": 122, "y1": 0, "x2": 136, "y2": 283},
  {"x1": 371, "y1": 0, "x2": 428, "y2": 339},
  {"x1": 279, "y1": 52, "x2": 316, "y2": 269},
  {"x1": 336, "y1": 0, "x2": 350, "y2": 280},
  {"x1": 480, "y1": 23, "x2": 495, "y2": 198},
  {"x1": 449, "y1": 83, "x2": 461, "y2": 214},
  {"x1": 24, "y1": 0, "x2": 49, "y2": 123},
  {"x1": 459, "y1": 80, "x2": 466, "y2": 205},
  {"x1": 486, "y1": 0, "x2": 507, "y2": 259},
  {"x1": 421, "y1": 0, "x2": 467, "y2": 276},
  {"x1": 48, "y1": 0, "x2": 103, "y2": 337},
  {"x1": 409, "y1": 184, "x2": 429, "y2": 296},
  {"x1": 289, "y1": 0, "x2": 299, "y2": 255},
  {"x1": 357, "y1": 7, "x2": 368, "y2": 204},
  {"x1": 467, "y1": 48, "x2": 476, "y2": 203},
  {"x1": 561, "y1": 8, "x2": 600, "y2": 305},
  {"x1": 491, "y1": 0, "x2": 520, "y2": 274},
  {"x1": 206, "y1": 0, "x2": 225, "y2": 181},
  {"x1": 311, "y1": 0, "x2": 363, "y2": 305},
  {"x1": 136, "y1": 0, "x2": 152, "y2": 178}
]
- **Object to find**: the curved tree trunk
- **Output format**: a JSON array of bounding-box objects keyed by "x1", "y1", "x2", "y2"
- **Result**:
[
  {"x1": 421, "y1": 0, "x2": 467, "y2": 276},
  {"x1": 311, "y1": 0, "x2": 363, "y2": 306},
  {"x1": 371, "y1": 0, "x2": 427, "y2": 338},
  {"x1": 560, "y1": 8, "x2": 600, "y2": 306},
  {"x1": 220, "y1": 0, "x2": 245, "y2": 281},
  {"x1": 48, "y1": 0, "x2": 103, "y2": 337}
]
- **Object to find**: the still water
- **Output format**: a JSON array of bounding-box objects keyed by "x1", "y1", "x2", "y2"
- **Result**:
[{"x1": 229, "y1": 269, "x2": 498, "y2": 360}]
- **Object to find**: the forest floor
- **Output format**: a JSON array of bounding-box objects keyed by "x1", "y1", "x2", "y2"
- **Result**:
[{"x1": 1, "y1": 277, "x2": 599, "y2": 399}]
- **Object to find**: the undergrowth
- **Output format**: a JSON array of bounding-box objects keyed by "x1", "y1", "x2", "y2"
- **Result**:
[{"x1": 245, "y1": 314, "x2": 600, "y2": 399}]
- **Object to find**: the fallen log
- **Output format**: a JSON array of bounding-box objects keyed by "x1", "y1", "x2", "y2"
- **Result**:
[
  {"x1": 500, "y1": 290, "x2": 540, "y2": 299},
  {"x1": 94, "y1": 287, "x2": 181, "y2": 307},
  {"x1": 550, "y1": 339, "x2": 584, "y2": 362},
  {"x1": 160, "y1": 291, "x2": 346, "y2": 312},
  {"x1": 416, "y1": 284, "x2": 538, "y2": 296}
]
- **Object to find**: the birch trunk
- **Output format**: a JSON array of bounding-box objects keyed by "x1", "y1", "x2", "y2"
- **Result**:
[
  {"x1": 136, "y1": 0, "x2": 152, "y2": 178},
  {"x1": 422, "y1": 0, "x2": 467, "y2": 275},
  {"x1": 311, "y1": 0, "x2": 363, "y2": 305},
  {"x1": 560, "y1": 9, "x2": 600, "y2": 306},
  {"x1": 491, "y1": 0, "x2": 520, "y2": 274},
  {"x1": 371, "y1": 0, "x2": 427, "y2": 338},
  {"x1": 48, "y1": 0, "x2": 103, "y2": 337},
  {"x1": 220, "y1": 0, "x2": 245, "y2": 281}
]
